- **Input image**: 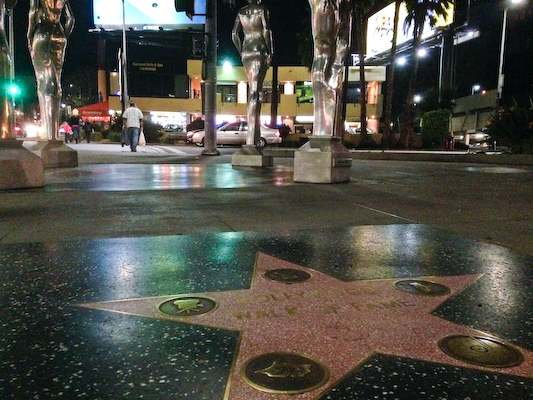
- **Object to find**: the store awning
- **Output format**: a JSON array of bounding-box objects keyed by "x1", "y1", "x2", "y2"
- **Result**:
[{"x1": 77, "y1": 100, "x2": 110, "y2": 120}]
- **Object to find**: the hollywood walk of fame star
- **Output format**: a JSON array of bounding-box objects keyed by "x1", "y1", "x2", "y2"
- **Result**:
[{"x1": 78, "y1": 253, "x2": 533, "y2": 399}]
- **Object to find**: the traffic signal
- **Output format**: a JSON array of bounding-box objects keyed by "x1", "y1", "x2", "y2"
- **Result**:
[
  {"x1": 175, "y1": 0, "x2": 195, "y2": 20},
  {"x1": 6, "y1": 83, "x2": 19, "y2": 96}
]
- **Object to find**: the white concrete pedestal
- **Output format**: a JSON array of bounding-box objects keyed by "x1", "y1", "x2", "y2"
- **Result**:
[
  {"x1": 294, "y1": 136, "x2": 352, "y2": 183},
  {"x1": 0, "y1": 139, "x2": 45, "y2": 189},
  {"x1": 232, "y1": 145, "x2": 273, "y2": 167},
  {"x1": 30, "y1": 140, "x2": 78, "y2": 169}
]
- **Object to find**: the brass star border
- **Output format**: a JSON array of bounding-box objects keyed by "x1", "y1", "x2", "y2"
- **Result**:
[{"x1": 77, "y1": 253, "x2": 533, "y2": 399}]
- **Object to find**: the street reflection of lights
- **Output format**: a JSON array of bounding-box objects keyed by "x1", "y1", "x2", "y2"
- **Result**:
[{"x1": 397, "y1": 57, "x2": 407, "y2": 66}]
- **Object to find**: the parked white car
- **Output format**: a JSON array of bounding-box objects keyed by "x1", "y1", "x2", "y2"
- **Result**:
[{"x1": 191, "y1": 121, "x2": 281, "y2": 147}]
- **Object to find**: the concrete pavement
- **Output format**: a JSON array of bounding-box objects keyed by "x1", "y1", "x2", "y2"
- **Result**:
[{"x1": 5, "y1": 141, "x2": 533, "y2": 257}]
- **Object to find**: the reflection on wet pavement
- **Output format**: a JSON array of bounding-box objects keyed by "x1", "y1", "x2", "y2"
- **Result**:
[{"x1": 44, "y1": 164, "x2": 296, "y2": 191}]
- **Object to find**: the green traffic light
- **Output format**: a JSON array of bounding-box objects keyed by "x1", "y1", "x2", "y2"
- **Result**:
[{"x1": 8, "y1": 84, "x2": 19, "y2": 95}]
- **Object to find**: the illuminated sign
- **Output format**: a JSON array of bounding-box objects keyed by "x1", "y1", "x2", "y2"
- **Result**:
[
  {"x1": 93, "y1": 0, "x2": 205, "y2": 30},
  {"x1": 366, "y1": 2, "x2": 454, "y2": 58}
]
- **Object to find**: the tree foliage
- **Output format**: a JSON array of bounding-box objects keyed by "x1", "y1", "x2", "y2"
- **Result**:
[
  {"x1": 398, "y1": 0, "x2": 452, "y2": 148},
  {"x1": 486, "y1": 107, "x2": 533, "y2": 154},
  {"x1": 421, "y1": 109, "x2": 450, "y2": 148}
]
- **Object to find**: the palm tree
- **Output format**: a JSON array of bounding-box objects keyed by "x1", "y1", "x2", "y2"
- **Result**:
[
  {"x1": 347, "y1": 0, "x2": 377, "y2": 144},
  {"x1": 354, "y1": 1, "x2": 368, "y2": 142},
  {"x1": 383, "y1": 0, "x2": 401, "y2": 148},
  {"x1": 398, "y1": 0, "x2": 451, "y2": 148}
]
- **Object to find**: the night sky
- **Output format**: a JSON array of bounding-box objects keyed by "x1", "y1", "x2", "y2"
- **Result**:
[
  {"x1": 13, "y1": 0, "x2": 309, "y2": 77},
  {"x1": 10, "y1": 0, "x2": 533, "y2": 108}
]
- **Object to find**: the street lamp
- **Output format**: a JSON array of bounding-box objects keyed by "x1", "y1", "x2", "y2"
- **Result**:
[
  {"x1": 417, "y1": 48, "x2": 427, "y2": 58},
  {"x1": 497, "y1": 0, "x2": 524, "y2": 107},
  {"x1": 472, "y1": 84, "x2": 481, "y2": 95},
  {"x1": 121, "y1": 0, "x2": 129, "y2": 112},
  {"x1": 396, "y1": 56, "x2": 407, "y2": 66}
]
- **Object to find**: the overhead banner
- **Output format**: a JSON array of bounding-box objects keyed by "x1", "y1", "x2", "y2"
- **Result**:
[
  {"x1": 93, "y1": 0, "x2": 206, "y2": 30},
  {"x1": 366, "y1": 2, "x2": 454, "y2": 58}
]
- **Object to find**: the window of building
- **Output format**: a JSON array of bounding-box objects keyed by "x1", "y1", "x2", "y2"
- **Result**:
[
  {"x1": 295, "y1": 81, "x2": 313, "y2": 103},
  {"x1": 218, "y1": 85, "x2": 237, "y2": 103},
  {"x1": 262, "y1": 85, "x2": 282, "y2": 103}
]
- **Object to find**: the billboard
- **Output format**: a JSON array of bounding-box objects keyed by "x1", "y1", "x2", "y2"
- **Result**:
[
  {"x1": 366, "y1": 2, "x2": 453, "y2": 58},
  {"x1": 93, "y1": 0, "x2": 206, "y2": 30}
]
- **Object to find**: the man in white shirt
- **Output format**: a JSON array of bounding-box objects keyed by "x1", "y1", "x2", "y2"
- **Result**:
[{"x1": 122, "y1": 100, "x2": 143, "y2": 152}]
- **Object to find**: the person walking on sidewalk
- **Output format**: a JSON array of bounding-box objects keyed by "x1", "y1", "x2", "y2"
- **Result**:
[
  {"x1": 122, "y1": 100, "x2": 143, "y2": 152},
  {"x1": 69, "y1": 114, "x2": 81, "y2": 143},
  {"x1": 83, "y1": 120, "x2": 92, "y2": 142}
]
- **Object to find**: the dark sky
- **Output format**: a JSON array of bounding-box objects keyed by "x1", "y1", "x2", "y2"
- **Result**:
[
  {"x1": 12, "y1": 0, "x2": 533, "y2": 105},
  {"x1": 13, "y1": 0, "x2": 310, "y2": 80},
  {"x1": 14, "y1": 0, "x2": 97, "y2": 77}
]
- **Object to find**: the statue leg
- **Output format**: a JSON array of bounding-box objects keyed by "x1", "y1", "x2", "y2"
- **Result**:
[
  {"x1": 31, "y1": 33, "x2": 66, "y2": 141},
  {"x1": 36, "y1": 70, "x2": 61, "y2": 141},
  {"x1": 247, "y1": 91, "x2": 260, "y2": 145},
  {"x1": 245, "y1": 60, "x2": 268, "y2": 146},
  {"x1": 0, "y1": 52, "x2": 11, "y2": 139},
  {"x1": 312, "y1": 48, "x2": 336, "y2": 136},
  {"x1": 331, "y1": 34, "x2": 351, "y2": 137}
]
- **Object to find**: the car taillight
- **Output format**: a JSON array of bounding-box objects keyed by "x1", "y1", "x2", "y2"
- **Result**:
[
  {"x1": 275, "y1": 131, "x2": 280, "y2": 137},
  {"x1": 14, "y1": 126, "x2": 20, "y2": 132}
]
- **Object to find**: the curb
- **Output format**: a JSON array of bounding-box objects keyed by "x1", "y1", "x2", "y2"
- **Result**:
[{"x1": 265, "y1": 148, "x2": 533, "y2": 165}]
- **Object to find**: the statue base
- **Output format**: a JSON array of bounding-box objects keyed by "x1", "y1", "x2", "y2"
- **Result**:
[
  {"x1": 0, "y1": 139, "x2": 45, "y2": 189},
  {"x1": 30, "y1": 140, "x2": 78, "y2": 169},
  {"x1": 231, "y1": 145, "x2": 273, "y2": 167},
  {"x1": 293, "y1": 136, "x2": 352, "y2": 183}
]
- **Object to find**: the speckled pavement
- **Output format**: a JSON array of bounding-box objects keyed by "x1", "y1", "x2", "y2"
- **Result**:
[{"x1": 1, "y1": 150, "x2": 533, "y2": 399}]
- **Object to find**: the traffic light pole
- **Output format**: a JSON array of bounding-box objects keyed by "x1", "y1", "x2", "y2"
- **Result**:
[
  {"x1": 6, "y1": 2, "x2": 16, "y2": 138},
  {"x1": 202, "y1": 0, "x2": 219, "y2": 155}
]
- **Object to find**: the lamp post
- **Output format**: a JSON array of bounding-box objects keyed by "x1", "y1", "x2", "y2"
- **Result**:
[
  {"x1": 497, "y1": 0, "x2": 524, "y2": 108},
  {"x1": 121, "y1": 0, "x2": 129, "y2": 112}
]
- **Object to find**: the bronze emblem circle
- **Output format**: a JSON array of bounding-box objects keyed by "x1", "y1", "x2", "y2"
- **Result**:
[
  {"x1": 157, "y1": 296, "x2": 218, "y2": 317},
  {"x1": 242, "y1": 352, "x2": 329, "y2": 394},
  {"x1": 394, "y1": 279, "x2": 451, "y2": 296},
  {"x1": 263, "y1": 269, "x2": 312, "y2": 284},
  {"x1": 438, "y1": 335, "x2": 524, "y2": 368}
]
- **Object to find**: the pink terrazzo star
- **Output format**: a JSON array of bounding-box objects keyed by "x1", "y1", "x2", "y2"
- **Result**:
[{"x1": 79, "y1": 253, "x2": 533, "y2": 399}]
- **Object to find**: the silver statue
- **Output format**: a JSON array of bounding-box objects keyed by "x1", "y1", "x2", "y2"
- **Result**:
[
  {"x1": 232, "y1": 0, "x2": 273, "y2": 146},
  {"x1": 28, "y1": 0, "x2": 74, "y2": 140},
  {"x1": 308, "y1": 0, "x2": 352, "y2": 136},
  {"x1": 0, "y1": 0, "x2": 16, "y2": 139}
]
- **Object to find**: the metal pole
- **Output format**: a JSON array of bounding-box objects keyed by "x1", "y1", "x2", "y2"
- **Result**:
[
  {"x1": 7, "y1": 7, "x2": 14, "y2": 81},
  {"x1": 202, "y1": 0, "x2": 219, "y2": 155},
  {"x1": 496, "y1": 7, "x2": 508, "y2": 108},
  {"x1": 121, "y1": 0, "x2": 129, "y2": 112},
  {"x1": 6, "y1": 4, "x2": 16, "y2": 137}
]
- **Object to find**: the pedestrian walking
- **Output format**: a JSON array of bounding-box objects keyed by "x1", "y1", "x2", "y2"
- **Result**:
[
  {"x1": 122, "y1": 100, "x2": 143, "y2": 152},
  {"x1": 83, "y1": 120, "x2": 92, "y2": 143},
  {"x1": 59, "y1": 121, "x2": 72, "y2": 142},
  {"x1": 69, "y1": 114, "x2": 81, "y2": 143}
]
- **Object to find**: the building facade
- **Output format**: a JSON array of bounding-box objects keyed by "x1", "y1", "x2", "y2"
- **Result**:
[{"x1": 107, "y1": 60, "x2": 386, "y2": 134}]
